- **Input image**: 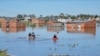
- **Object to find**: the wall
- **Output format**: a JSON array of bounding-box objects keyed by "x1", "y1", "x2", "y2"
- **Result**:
[{"x1": 31, "y1": 19, "x2": 45, "y2": 24}]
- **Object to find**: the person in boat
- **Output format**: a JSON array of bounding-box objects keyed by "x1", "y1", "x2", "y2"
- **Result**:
[
  {"x1": 31, "y1": 32, "x2": 35, "y2": 38},
  {"x1": 28, "y1": 32, "x2": 32, "y2": 37},
  {"x1": 52, "y1": 34, "x2": 58, "y2": 43},
  {"x1": 28, "y1": 32, "x2": 35, "y2": 41}
]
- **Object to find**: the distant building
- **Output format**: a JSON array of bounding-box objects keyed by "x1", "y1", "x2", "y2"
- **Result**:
[
  {"x1": 31, "y1": 18, "x2": 45, "y2": 24},
  {"x1": 0, "y1": 18, "x2": 6, "y2": 23},
  {"x1": 47, "y1": 20, "x2": 57, "y2": 25},
  {"x1": 24, "y1": 16, "x2": 31, "y2": 21},
  {"x1": 96, "y1": 17, "x2": 100, "y2": 21},
  {"x1": 66, "y1": 20, "x2": 96, "y2": 29},
  {"x1": 1, "y1": 18, "x2": 26, "y2": 28},
  {"x1": 58, "y1": 18, "x2": 72, "y2": 23}
]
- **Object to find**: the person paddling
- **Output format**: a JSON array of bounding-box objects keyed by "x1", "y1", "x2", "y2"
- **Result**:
[
  {"x1": 28, "y1": 32, "x2": 32, "y2": 37},
  {"x1": 52, "y1": 34, "x2": 58, "y2": 43},
  {"x1": 31, "y1": 32, "x2": 35, "y2": 38}
]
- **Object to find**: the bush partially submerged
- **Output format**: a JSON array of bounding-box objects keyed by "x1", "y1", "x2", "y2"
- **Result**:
[{"x1": 0, "y1": 50, "x2": 7, "y2": 56}]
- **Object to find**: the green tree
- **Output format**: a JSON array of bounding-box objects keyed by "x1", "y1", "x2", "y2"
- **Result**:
[
  {"x1": 71, "y1": 16, "x2": 76, "y2": 19},
  {"x1": 23, "y1": 14, "x2": 27, "y2": 17},
  {"x1": 54, "y1": 16, "x2": 59, "y2": 20},
  {"x1": 17, "y1": 14, "x2": 23, "y2": 19},
  {"x1": 94, "y1": 15, "x2": 98, "y2": 18},
  {"x1": 59, "y1": 13, "x2": 65, "y2": 19},
  {"x1": 17, "y1": 14, "x2": 24, "y2": 21},
  {"x1": 29, "y1": 14, "x2": 36, "y2": 18}
]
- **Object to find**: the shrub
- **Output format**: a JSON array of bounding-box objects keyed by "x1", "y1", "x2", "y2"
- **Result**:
[{"x1": 0, "y1": 50, "x2": 7, "y2": 56}]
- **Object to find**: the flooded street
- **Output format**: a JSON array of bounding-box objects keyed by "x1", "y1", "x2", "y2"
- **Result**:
[{"x1": 0, "y1": 24, "x2": 100, "y2": 56}]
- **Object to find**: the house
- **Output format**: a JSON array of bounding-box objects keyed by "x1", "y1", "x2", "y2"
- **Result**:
[
  {"x1": 0, "y1": 18, "x2": 6, "y2": 23},
  {"x1": 47, "y1": 22, "x2": 64, "y2": 27},
  {"x1": 47, "y1": 20, "x2": 57, "y2": 25},
  {"x1": 66, "y1": 20, "x2": 96, "y2": 29},
  {"x1": 1, "y1": 18, "x2": 26, "y2": 28},
  {"x1": 66, "y1": 20, "x2": 96, "y2": 35},
  {"x1": 31, "y1": 18, "x2": 45, "y2": 24},
  {"x1": 24, "y1": 16, "x2": 31, "y2": 21},
  {"x1": 58, "y1": 18, "x2": 72, "y2": 23}
]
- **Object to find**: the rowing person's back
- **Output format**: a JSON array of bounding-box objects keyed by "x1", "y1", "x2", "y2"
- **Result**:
[{"x1": 52, "y1": 34, "x2": 58, "y2": 42}]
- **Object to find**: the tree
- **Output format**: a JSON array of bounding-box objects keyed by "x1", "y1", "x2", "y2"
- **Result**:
[
  {"x1": 50, "y1": 15, "x2": 54, "y2": 19},
  {"x1": 71, "y1": 16, "x2": 76, "y2": 19},
  {"x1": 59, "y1": 13, "x2": 65, "y2": 19},
  {"x1": 39, "y1": 15, "x2": 43, "y2": 19},
  {"x1": 94, "y1": 15, "x2": 98, "y2": 18},
  {"x1": 54, "y1": 16, "x2": 59, "y2": 20},
  {"x1": 23, "y1": 14, "x2": 27, "y2": 17},
  {"x1": 17, "y1": 14, "x2": 23, "y2": 19},
  {"x1": 17, "y1": 14, "x2": 24, "y2": 21},
  {"x1": 28, "y1": 14, "x2": 36, "y2": 18}
]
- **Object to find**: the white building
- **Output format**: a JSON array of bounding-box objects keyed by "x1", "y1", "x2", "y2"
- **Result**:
[
  {"x1": 24, "y1": 16, "x2": 31, "y2": 21},
  {"x1": 58, "y1": 18, "x2": 72, "y2": 23}
]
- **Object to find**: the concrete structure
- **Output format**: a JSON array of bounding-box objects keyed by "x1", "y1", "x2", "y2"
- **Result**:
[
  {"x1": 0, "y1": 18, "x2": 5, "y2": 23},
  {"x1": 24, "y1": 16, "x2": 31, "y2": 21},
  {"x1": 1, "y1": 19, "x2": 26, "y2": 28},
  {"x1": 47, "y1": 20, "x2": 57, "y2": 25},
  {"x1": 67, "y1": 28, "x2": 96, "y2": 35},
  {"x1": 1, "y1": 18, "x2": 26, "y2": 32},
  {"x1": 66, "y1": 20, "x2": 96, "y2": 29},
  {"x1": 58, "y1": 18, "x2": 72, "y2": 23},
  {"x1": 47, "y1": 22, "x2": 64, "y2": 27},
  {"x1": 31, "y1": 18, "x2": 45, "y2": 24}
]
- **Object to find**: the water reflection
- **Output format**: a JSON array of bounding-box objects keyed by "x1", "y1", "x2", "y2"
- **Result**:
[
  {"x1": 35, "y1": 23, "x2": 46, "y2": 27},
  {"x1": 1, "y1": 27, "x2": 26, "y2": 32},
  {"x1": 0, "y1": 25, "x2": 100, "y2": 56},
  {"x1": 28, "y1": 36, "x2": 35, "y2": 43},
  {"x1": 67, "y1": 27, "x2": 96, "y2": 35},
  {"x1": 47, "y1": 23, "x2": 64, "y2": 32}
]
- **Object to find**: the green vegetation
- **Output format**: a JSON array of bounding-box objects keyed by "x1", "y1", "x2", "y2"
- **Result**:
[
  {"x1": 1, "y1": 13, "x2": 100, "y2": 23},
  {"x1": 0, "y1": 50, "x2": 7, "y2": 56},
  {"x1": 15, "y1": 13, "x2": 100, "y2": 20},
  {"x1": 30, "y1": 24, "x2": 35, "y2": 27},
  {"x1": 23, "y1": 21, "x2": 35, "y2": 27}
]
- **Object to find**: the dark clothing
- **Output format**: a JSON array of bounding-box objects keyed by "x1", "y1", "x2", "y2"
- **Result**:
[
  {"x1": 32, "y1": 33, "x2": 35, "y2": 37},
  {"x1": 52, "y1": 35, "x2": 58, "y2": 43},
  {"x1": 28, "y1": 33, "x2": 32, "y2": 37}
]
